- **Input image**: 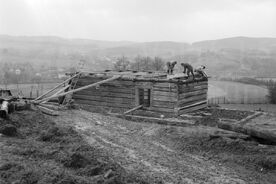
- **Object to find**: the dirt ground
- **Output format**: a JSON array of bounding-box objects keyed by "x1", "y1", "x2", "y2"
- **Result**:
[
  {"x1": 0, "y1": 109, "x2": 276, "y2": 184},
  {"x1": 53, "y1": 109, "x2": 275, "y2": 184}
]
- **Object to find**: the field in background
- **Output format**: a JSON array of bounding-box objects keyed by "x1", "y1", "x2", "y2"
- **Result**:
[
  {"x1": 208, "y1": 80, "x2": 269, "y2": 104},
  {"x1": 0, "y1": 83, "x2": 60, "y2": 98}
]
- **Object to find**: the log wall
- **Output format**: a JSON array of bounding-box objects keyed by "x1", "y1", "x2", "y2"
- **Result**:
[
  {"x1": 176, "y1": 81, "x2": 208, "y2": 115},
  {"x1": 149, "y1": 83, "x2": 178, "y2": 114},
  {"x1": 72, "y1": 76, "x2": 136, "y2": 111},
  {"x1": 72, "y1": 76, "x2": 208, "y2": 115}
]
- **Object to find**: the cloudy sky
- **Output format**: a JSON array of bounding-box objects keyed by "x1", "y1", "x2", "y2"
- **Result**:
[{"x1": 0, "y1": 0, "x2": 275, "y2": 42}]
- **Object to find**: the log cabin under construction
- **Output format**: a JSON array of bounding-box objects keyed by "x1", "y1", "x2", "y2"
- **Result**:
[{"x1": 71, "y1": 70, "x2": 208, "y2": 116}]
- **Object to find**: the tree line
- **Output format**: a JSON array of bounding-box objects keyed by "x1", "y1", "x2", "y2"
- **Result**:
[{"x1": 113, "y1": 55, "x2": 165, "y2": 71}]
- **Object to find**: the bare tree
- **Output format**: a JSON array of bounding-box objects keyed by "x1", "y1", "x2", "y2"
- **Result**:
[
  {"x1": 151, "y1": 57, "x2": 165, "y2": 71},
  {"x1": 113, "y1": 56, "x2": 130, "y2": 71}
]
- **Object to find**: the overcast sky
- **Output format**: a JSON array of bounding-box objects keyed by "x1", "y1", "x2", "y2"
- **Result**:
[{"x1": 0, "y1": 0, "x2": 275, "y2": 42}]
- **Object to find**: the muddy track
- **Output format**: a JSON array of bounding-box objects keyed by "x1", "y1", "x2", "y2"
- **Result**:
[{"x1": 52, "y1": 110, "x2": 264, "y2": 184}]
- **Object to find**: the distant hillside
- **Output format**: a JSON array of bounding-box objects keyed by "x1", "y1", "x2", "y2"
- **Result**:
[
  {"x1": 193, "y1": 36, "x2": 276, "y2": 51},
  {"x1": 101, "y1": 41, "x2": 190, "y2": 57},
  {"x1": 1, "y1": 35, "x2": 276, "y2": 77},
  {"x1": 0, "y1": 35, "x2": 135, "y2": 50}
]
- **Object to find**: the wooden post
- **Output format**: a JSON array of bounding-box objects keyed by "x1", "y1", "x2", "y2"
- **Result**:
[
  {"x1": 41, "y1": 85, "x2": 70, "y2": 104},
  {"x1": 34, "y1": 72, "x2": 81, "y2": 101}
]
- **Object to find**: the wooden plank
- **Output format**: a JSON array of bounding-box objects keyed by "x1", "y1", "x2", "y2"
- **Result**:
[
  {"x1": 177, "y1": 98, "x2": 207, "y2": 108},
  {"x1": 73, "y1": 94, "x2": 133, "y2": 104},
  {"x1": 78, "y1": 78, "x2": 178, "y2": 90},
  {"x1": 153, "y1": 90, "x2": 178, "y2": 98},
  {"x1": 178, "y1": 84, "x2": 208, "y2": 93},
  {"x1": 179, "y1": 89, "x2": 208, "y2": 99},
  {"x1": 178, "y1": 97, "x2": 207, "y2": 108},
  {"x1": 76, "y1": 80, "x2": 135, "y2": 87},
  {"x1": 153, "y1": 83, "x2": 177, "y2": 88},
  {"x1": 74, "y1": 86, "x2": 134, "y2": 94},
  {"x1": 178, "y1": 85, "x2": 208, "y2": 93},
  {"x1": 74, "y1": 99, "x2": 135, "y2": 108},
  {"x1": 42, "y1": 85, "x2": 70, "y2": 104},
  {"x1": 153, "y1": 86, "x2": 178, "y2": 92},
  {"x1": 177, "y1": 100, "x2": 207, "y2": 110},
  {"x1": 73, "y1": 96, "x2": 133, "y2": 104},
  {"x1": 124, "y1": 105, "x2": 143, "y2": 115},
  {"x1": 153, "y1": 95, "x2": 178, "y2": 102},
  {"x1": 178, "y1": 81, "x2": 208, "y2": 88},
  {"x1": 74, "y1": 90, "x2": 134, "y2": 99},
  {"x1": 179, "y1": 86, "x2": 208, "y2": 94},
  {"x1": 179, "y1": 81, "x2": 207, "y2": 87},
  {"x1": 178, "y1": 103, "x2": 207, "y2": 115}
]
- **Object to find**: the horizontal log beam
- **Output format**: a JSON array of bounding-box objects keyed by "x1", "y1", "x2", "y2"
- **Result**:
[
  {"x1": 153, "y1": 95, "x2": 178, "y2": 102},
  {"x1": 179, "y1": 89, "x2": 208, "y2": 99},
  {"x1": 74, "y1": 99, "x2": 135, "y2": 108},
  {"x1": 152, "y1": 87, "x2": 178, "y2": 92},
  {"x1": 178, "y1": 94, "x2": 207, "y2": 105},
  {"x1": 76, "y1": 79, "x2": 135, "y2": 87},
  {"x1": 74, "y1": 86, "x2": 135, "y2": 94},
  {"x1": 153, "y1": 91, "x2": 178, "y2": 98},
  {"x1": 76, "y1": 75, "x2": 207, "y2": 84},
  {"x1": 73, "y1": 94, "x2": 133, "y2": 104},
  {"x1": 177, "y1": 100, "x2": 207, "y2": 111},
  {"x1": 178, "y1": 85, "x2": 208, "y2": 94},
  {"x1": 74, "y1": 91, "x2": 134, "y2": 99},
  {"x1": 177, "y1": 98, "x2": 207, "y2": 108}
]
